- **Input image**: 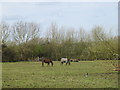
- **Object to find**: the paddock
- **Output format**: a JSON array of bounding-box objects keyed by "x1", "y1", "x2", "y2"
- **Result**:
[{"x1": 2, "y1": 60, "x2": 118, "y2": 88}]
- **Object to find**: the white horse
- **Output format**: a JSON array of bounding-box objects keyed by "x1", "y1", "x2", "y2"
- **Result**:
[{"x1": 60, "y1": 58, "x2": 70, "y2": 65}]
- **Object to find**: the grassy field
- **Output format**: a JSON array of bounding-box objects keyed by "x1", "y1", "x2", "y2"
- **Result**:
[{"x1": 2, "y1": 60, "x2": 118, "y2": 88}]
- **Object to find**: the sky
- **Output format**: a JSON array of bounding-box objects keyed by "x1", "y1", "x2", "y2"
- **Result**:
[{"x1": 1, "y1": 2, "x2": 118, "y2": 36}]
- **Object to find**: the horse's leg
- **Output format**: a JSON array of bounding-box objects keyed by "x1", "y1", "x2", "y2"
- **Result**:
[
  {"x1": 51, "y1": 61, "x2": 53, "y2": 66},
  {"x1": 66, "y1": 62, "x2": 67, "y2": 65},
  {"x1": 47, "y1": 62, "x2": 50, "y2": 66},
  {"x1": 42, "y1": 62, "x2": 44, "y2": 66},
  {"x1": 69, "y1": 62, "x2": 70, "y2": 65},
  {"x1": 61, "y1": 62, "x2": 63, "y2": 65}
]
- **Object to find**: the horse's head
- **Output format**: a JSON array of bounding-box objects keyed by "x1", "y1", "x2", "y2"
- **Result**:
[{"x1": 58, "y1": 58, "x2": 61, "y2": 61}]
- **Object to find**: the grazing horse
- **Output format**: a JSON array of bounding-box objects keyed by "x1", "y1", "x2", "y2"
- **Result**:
[
  {"x1": 60, "y1": 58, "x2": 70, "y2": 65},
  {"x1": 70, "y1": 59, "x2": 79, "y2": 62},
  {"x1": 40, "y1": 58, "x2": 53, "y2": 66}
]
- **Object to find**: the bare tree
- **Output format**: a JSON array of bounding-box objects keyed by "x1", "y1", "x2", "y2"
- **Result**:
[
  {"x1": 91, "y1": 26, "x2": 118, "y2": 59},
  {"x1": 12, "y1": 21, "x2": 40, "y2": 60},
  {"x1": 79, "y1": 28, "x2": 86, "y2": 42},
  {"x1": 0, "y1": 22, "x2": 10, "y2": 45},
  {"x1": 12, "y1": 21, "x2": 40, "y2": 44}
]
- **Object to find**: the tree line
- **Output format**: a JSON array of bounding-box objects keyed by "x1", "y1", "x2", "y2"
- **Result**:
[{"x1": 1, "y1": 21, "x2": 119, "y2": 62}]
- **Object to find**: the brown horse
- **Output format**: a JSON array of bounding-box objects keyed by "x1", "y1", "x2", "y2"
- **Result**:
[{"x1": 41, "y1": 58, "x2": 53, "y2": 66}]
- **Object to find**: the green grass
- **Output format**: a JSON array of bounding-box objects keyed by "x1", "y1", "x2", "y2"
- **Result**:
[{"x1": 2, "y1": 60, "x2": 118, "y2": 88}]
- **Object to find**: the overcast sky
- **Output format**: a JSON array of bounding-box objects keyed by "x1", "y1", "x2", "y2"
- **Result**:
[{"x1": 1, "y1": 2, "x2": 118, "y2": 36}]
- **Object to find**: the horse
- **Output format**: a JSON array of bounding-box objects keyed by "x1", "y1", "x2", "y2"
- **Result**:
[
  {"x1": 40, "y1": 57, "x2": 53, "y2": 66},
  {"x1": 60, "y1": 58, "x2": 70, "y2": 65},
  {"x1": 70, "y1": 59, "x2": 79, "y2": 62}
]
